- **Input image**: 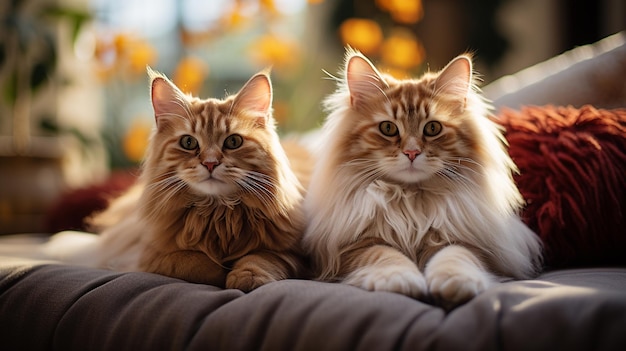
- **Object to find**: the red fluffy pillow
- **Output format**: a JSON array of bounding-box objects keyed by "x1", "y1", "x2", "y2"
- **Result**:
[
  {"x1": 45, "y1": 171, "x2": 138, "y2": 232},
  {"x1": 497, "y1": 105, "x2": 626, "y2": 268}
]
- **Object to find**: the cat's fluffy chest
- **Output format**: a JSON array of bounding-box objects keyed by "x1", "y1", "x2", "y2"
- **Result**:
[
  {"x1": 168, "y1": 198, "x2": 301, "y2": 261},
  {"x1": 360, "y1": 181, "x2": 434, "y2": 238},
  {"x1": 354, "y1": 180, "x2": 473, "y2": 245}
]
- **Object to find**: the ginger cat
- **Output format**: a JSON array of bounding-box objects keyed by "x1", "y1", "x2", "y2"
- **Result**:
[
  {"x1": 303, "y1": 50, "x2": 542, "y2": 308},
  {"x1": 46, "y1": 69, "x2": 309, "y2": 292}
]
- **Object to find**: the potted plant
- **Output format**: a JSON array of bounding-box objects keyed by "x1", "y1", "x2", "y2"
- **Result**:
[{"x1": 0, "y1": 0, "x2": 89, "y2": 234}]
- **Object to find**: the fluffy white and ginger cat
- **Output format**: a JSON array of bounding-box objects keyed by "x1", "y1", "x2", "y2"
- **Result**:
[{"x1": 303, "y1": 49, "x2": 543, "y2": 308}]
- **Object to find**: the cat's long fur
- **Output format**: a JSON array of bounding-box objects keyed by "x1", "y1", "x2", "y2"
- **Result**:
[
  {"x1": 45, "y1": 69, "x2": 308, "y2": 291},
  {"x1": 303, "y1": 49, "x2": 542, "y2": 307}
]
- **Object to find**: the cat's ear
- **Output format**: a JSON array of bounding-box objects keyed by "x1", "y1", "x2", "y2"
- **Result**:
[
  {"x1": 434, "y1": 55, "x2": 473, "y2": 111},
  {"x1": 346, "y1": 51, "x2": 387, "y2": 109},
  {"x1": 232, "y1": 71, "x2": 272, "y2": 126},
  {"x1": 148, "y1": 67, "x2": 188, "y2": 128}
]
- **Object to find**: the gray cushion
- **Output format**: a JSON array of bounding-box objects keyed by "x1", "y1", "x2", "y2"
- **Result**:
[{"x1": 1, "y1": 260, "x2": 625, "y2": 351}]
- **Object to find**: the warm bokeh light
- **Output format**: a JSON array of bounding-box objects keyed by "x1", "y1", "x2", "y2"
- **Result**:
[
  {"x1": 339, "y1": 18, "x2": 384, "y2": 55},
  {"x1": 112, "y1": 33, "x2": 130, "y2": 57},
  {"x1": 127, "y1": 41, "x2": 158, "y2": 75},
  {"x1": 272, "y1": 100, "x2": 289, "y2": 125},
  {"x1": 94, "y1": 33, "x2": 157, "y2": 80},
  {"x1": 223, "y1": 2, "x2": 246, "y2": 29},
  {"x1": 250, "y1": 33, "x2": 300, "y2": 68},
  {"x1": 84, "y1": 0, "x2": 427, "y2": 167},
  {"x1": 260, "y1": 0, "x2": 279, "y2": 15},
  {"x1": 376, "y1": 0, "x2": 424, "y2": 24},
  {"x1": 381, "y1": 29, "x2": 425, "y2": 70},
  {"x1": 173, "y1": 56, "x2": 209, "y2": 95},
  {"x1": 380, "y1": 65, "x2": 410, "y2": 79},
  {"x1": 123, "y1": 119, "x2": 152, "y2": 162}
]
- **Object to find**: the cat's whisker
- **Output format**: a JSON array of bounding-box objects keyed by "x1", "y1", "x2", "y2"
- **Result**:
[
  {"x1": 442, "y1": 159, "x2": 484, "y2": 178},
  {"x1": 145, "y1": 174, "x2": 182, "y2": 194},
  {"x1": 451, "y1": 157, "x2": 485, "y2": 169},
  {"x1": 441, "y1": 170, "x2": 472, "y2": 187},
  {"x1": 434, "y1": 170, "x2": 456, "y2": 186},
  {"x1": 244, "y1": 186, "x2": 274, "y2": 205},
  {"x1": 145, "y1": 183, "x2": 185, "y2": 210},
  {"x1": 322, "y1": 69, "x2": 341, "y2": 82},
  {"x1": 354, "y1": 168, "x2": 385, "y2": 185},
  {"x1": 338, "y1": 161, "x2": 387, "y2": 186},
  {"x1": 146, "y1": 170, "x2": 178, "y2": 183},
  {"x1": 140, "y1": 182, "x2": 187, "y2": 221},
  {"x1": 235, "y1": 177, "x2": 275, "y2": 206},
  {"x1": 230, "y1": 169, "x2": 275, "y2": 189},
  {"x1": 440, "y1": 163, "x2": 475, "y2": 181},
  {"x1": 435, "y1": 167, "x2": 478, "y2": 194},
  {"x1": 245, "y1": 171, "x2": 278, "y2": 187},
  {"x1": 341, "y1": 158, "x2": 381, "y2": 169},
  {"x1": 341, "y1": 158, "x2": 388, "y2": 183},
  {"x1": 143, "y1": 174, "x2": 187, "y2": 204}
]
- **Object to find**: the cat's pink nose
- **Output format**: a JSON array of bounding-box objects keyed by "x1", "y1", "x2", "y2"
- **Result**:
[
  {"x1": 403, "y1": 149, "x2": 421, "y2": 161},
  {"x1": 203, "y1": 160, "x2": 220, "y2": 172}
]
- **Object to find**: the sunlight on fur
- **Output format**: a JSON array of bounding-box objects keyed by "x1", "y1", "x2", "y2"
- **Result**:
[
  {"x1": 303, "y1": 48, "x2": 543, "y2": 308},
  {"x1": 43, "y1": 68, "x2": 310, "y2": 292}
]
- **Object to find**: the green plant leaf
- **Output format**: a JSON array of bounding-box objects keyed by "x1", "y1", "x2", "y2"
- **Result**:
[{"x1": 43, "y1": 6, "x2": 92, "y2": 44}]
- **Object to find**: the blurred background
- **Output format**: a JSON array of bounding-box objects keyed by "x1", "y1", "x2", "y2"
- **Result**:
[{"x1": 1, "y1": 0, "x2": 625, "y2": 234}]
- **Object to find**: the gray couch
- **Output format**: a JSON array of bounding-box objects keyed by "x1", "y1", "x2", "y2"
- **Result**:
[{"x1": 2, "y1": 262, "x2": 625, "y2": 350}]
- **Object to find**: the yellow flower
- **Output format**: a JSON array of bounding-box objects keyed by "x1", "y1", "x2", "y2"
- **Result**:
[
  {"x1": 123, "y1": 120, "x2": 152, "y2": 163},
  {"x1": 339, "y1": 18, "x2": 383, "y2": 55},
  {"x1": 250, "y1": 34, "x2": 299, "y2": 68},
  {"x1": 381, "y1": 29, "x2": 425, "y2": 70},
  {"x1": 173, "y1": 56, "x2": 209, "y2": 95}
]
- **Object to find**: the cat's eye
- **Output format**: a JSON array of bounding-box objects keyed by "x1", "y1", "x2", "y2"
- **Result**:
[
  {"x1": 223, "y1": 134, "x2": 244, "y2": 150},
  {"x1": 379, "y1": 121, "x2": 399, "y2": 137},
  {"x1": 180, "y1": 135, "x2": 198, "y2": 150},
  {"x1": 423, "y1": 121, "x2": 442, "y2": 137}
]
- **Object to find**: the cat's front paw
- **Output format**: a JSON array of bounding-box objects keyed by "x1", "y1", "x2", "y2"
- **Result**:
[
  {"x1": 226, "y1": 267, "x2": 276, "y2": 292},
  {"x1": 343, "y1": 265, "x2": 427, "y2": 299},
  {"x1": 425, "y1": 245, "x2": 495, "y2": 309},
  {"x1": 426, "y1": 269, "x2": 491, "y2": 309}
]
